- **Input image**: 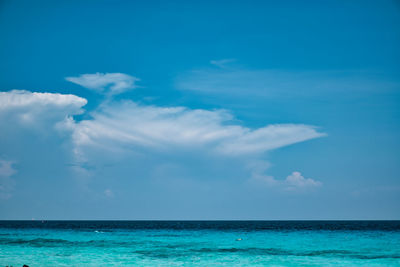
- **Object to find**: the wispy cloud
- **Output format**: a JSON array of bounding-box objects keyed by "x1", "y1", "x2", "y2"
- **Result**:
[
  {"x1": 68, "y1": 100, "x2": 324, "y2": 157},
  {"x1": 66, "y1": 73, "x2": 140, "y2": 96},
  {"x1": 176, "y1": 67, "x2": 398, "y2": 98},
  {"x1": 210, "y1": 58, "x2": 236, "y2": 68}
]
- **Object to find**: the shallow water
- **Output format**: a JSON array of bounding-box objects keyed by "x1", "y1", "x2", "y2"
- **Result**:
[{"x1": 0, "y1": 221, "x2": 399, "y2": 266}]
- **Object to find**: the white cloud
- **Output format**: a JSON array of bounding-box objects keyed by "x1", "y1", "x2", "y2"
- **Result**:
[
  {"x1": 0, "y1": 90, "x2": 88, "y2": 200},
  {"x1": 0, "y1": 160, "x2": 17, "y2": 199},
  {"x1": 66, "y1": 73, "x2": 139, "y2": 95},
  {"x1": 64, "y1": 72, "x2": 325, "y2": 158},
  {"x1": 248, "y1": 161, "x2": 321, "y2": 191},
  {"x1": 69, "y1": 100, "x2": 325, "y2": 158},
  {"x1": 0, "y1": 90, "x2": 87, "y2": 126},
  {"x1": 0, "y1": 90, "x2": 86, "y2": 111},
  {"x1": 284, "y1": 171, "x2": 322, "y2": 190},
  {"x1": 217, "y1": 124, "x2": 325, "y2": 155}
]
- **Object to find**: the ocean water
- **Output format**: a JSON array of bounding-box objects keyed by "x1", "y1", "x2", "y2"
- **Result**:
[{"x1": 0, "y1": 221, "x2": 399, "y2": 266}]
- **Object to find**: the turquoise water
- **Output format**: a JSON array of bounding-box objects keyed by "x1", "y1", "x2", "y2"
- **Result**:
[{"x1": 1, "y1": 221, "x2": 399, "y2": 266}]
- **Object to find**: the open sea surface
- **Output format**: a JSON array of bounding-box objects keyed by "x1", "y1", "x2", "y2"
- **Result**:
[{"x1": 0, "y1": 221, "x2": 399, "y2": 266}]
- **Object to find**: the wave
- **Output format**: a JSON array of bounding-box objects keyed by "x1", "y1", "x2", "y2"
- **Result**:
[
  {"x1": 191, "y1": 247, "x2": 400, "y2": 260},
  {"x1": 0, "y1": 237, "x2": 140, "y2": 248},
  {"x1": 132, "y1": 247, "x2": 400, "y2": 260},
  {"x1": 1, "y1": 236, "x2": 399, "y2": 261}
]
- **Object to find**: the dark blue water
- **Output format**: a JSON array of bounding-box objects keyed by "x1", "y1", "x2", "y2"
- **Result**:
[
  {"x1": 2, "y1": 220, "x2": 399, "y2": 230},
  {"x1": 1, "y1": 221, "x2": 399, "y2": 266}
]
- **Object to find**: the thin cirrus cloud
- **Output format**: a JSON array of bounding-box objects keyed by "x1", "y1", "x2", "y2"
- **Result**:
[
  {"x1": 210, "y1": 58, "x2": 236, "y2": 68},
  {"x1": 65, "y1": 73, "x2": 140, "y2": 95},
  {"x1": 176, "y1": 65, "x2": 398, "y2": 98}
]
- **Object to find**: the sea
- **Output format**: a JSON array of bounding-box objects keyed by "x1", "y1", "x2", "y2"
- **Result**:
[{"x1": 0, "y1": 221, "x2": 399, "y2": 266}]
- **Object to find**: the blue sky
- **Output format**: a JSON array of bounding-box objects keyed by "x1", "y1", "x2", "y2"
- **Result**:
[{"x1": 0, "y1": 0, "x2": 399, "y2": 219}]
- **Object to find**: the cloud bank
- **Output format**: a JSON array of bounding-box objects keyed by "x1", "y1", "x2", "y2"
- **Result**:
[{"x1": 0, "y1": 73, "x2": 325, "y2": 205}]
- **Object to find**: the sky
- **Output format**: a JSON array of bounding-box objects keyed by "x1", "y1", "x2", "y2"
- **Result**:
[{"x1": 0, "y1": 0, "x2": 399, "y2": 220}]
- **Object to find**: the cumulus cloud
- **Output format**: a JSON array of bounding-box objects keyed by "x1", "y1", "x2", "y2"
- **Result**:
[
  {"x1": 284, "y1": 171, "x2": 322, "y2": 190},
  {"x1": 0, "y1": 90, "x2": 88, "y2": 201},
  {"x1": 69, "y1": 101, "x2": 324, "y2": 158},
  {"x1": 66, "y1": 73, "x2": 139, "y2": 95},
  {"x1": 0, "y1": 160, "x2": 17, "y2": 199},
  {"x1": 0, "y1": 90, "x2": 86, "y2": 111},
  {"x1": 0, "y1": 90, "x2": 87, "y2": 126},
  {"x1": 249, "y1": 161, "x2": 322, "y2": 191}
]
